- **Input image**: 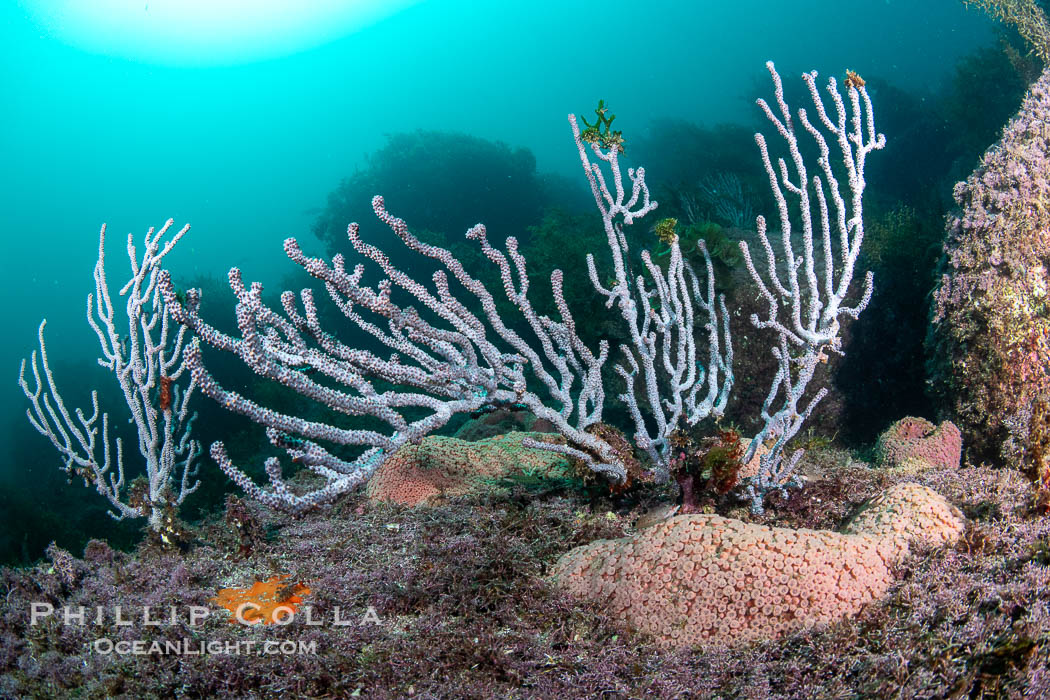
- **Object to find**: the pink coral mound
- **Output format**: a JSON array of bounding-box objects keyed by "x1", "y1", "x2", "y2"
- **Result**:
[
  {"x1": 874, "y1": 417, "x2": 962, "y2": 472},
  {"x1": 365, "y1": 432, "x2": 570, "y2": 506},
  {"x1": 551, "y1": 482, "x2": 965, "y2": 647},
  {"x1": 841, "y1": 482, "x2": 967, "y2": 549}
]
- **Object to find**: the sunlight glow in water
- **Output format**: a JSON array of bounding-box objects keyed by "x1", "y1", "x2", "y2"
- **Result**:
[{"x1": 17, "y1": 0, "x2": 420, "y2": 65}]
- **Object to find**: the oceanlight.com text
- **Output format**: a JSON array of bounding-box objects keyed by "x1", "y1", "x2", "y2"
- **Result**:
[{"x1": 92, "y1": 638, "x2": 318, "y2": 656}]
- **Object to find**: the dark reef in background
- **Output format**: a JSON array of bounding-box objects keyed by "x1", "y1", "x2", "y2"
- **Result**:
[
  {"x1": 837, "y1": 43, "x2": 1030, "y2": 443},
  {"x1": 836, "y1": 206, "x2": 943, "y2": 441},
  {"x1": 311, "y1": 130, "x2": 588, "y2": 256}
]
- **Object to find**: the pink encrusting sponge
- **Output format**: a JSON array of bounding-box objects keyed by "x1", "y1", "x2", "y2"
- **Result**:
[
  {"x1": 552, "y1": 482, "x2": 966, "y2": 646},
  {"x1": 365, "y1": 432, "x2": 570, "y2": 506},
  {"x1": 873, "y1": 417, "x2": 963, "y2": 472}
]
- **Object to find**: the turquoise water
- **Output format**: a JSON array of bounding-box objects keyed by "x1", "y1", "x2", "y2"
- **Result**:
[{"x1": 0, "y1": 0, "x2": 999, "y2": 561}]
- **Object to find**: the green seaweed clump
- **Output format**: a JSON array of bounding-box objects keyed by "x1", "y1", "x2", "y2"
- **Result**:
[
  {"x1": 651, "y1": 217, "x2": 678, "y2": 246},
  {"x1": 580, "y1": 99, "x2": 625, "y2": 153}
]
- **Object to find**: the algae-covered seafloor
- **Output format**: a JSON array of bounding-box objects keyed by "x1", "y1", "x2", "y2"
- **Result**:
[{"x1": 3, "y1": 451, "x2": 1048, "y2": 697}]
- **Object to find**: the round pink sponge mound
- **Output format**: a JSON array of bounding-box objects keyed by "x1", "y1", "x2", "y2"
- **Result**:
[
  {"x1": 874, "y1": 416, "x2": 963, "y2": 472},
  {"x1": 551, "y1": 482, "x2": 965, "y2": 647},
  {"x1": 365, "y1": 432, "x2": 570, "y2": 506},
  {"x1": 840, "y1": 481, "x2": 967, "y2": 549}
]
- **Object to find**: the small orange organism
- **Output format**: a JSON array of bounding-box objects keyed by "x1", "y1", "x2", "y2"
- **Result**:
[
  {"x1": 211, "y1": 575, "x2": 311, "y2": 625},
  {"x1": 844, "y1": 69, "x2": 866, "y2": 89},
  {"x1": 158, "y1": 375, "x2": 173, "y2": 412}
]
